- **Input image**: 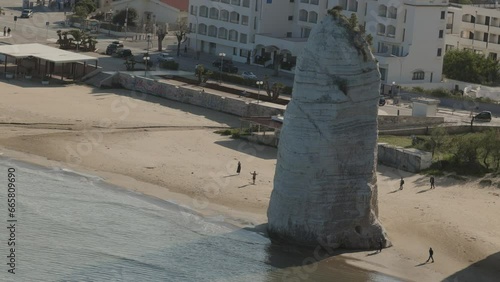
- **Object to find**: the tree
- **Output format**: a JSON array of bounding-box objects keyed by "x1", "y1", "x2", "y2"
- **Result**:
[
  {"x1": 157, "y1": 28, "x2": 167, "y2": 51},
  {"x1": 263, "y1": 75, "x2": 285, "y2": 101},
  {"x1": 73, "y1": 0, "x2": 96, "y2": 18},
  {"x1": 112, "y1": 8, "x2": 138, "y2": 27},
  {"x1": 174, "y1": 19, "x2": 189, "y2": 57},
  {"x1": 443, "y1": 49, "x2": 500, "y2": 84},
  {"x1": 429, "y1": 127, "x2": 448, "y2": 158}
]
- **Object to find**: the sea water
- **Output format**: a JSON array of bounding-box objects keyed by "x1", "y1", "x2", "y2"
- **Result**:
[{"x1": 0, "y1": 158, "x2": 400, "y2": 282}]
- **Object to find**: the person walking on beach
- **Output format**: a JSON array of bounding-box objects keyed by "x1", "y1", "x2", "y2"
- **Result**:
[
  {"x1": 7, "y1": 27, "x2": 11, "y2": 36},
  {"x1": 399, "y1": 177, "x2": 405, "y2": 190},
  {"x1": 3, "y1": 27, "x2": 6, "y2": 37},
  {"x1": 426, "y1": 247, "x2": 434, "y2": 263},
  {"x1": 430, "y1": 176, "x2": 435, "y2": 189},
  {"x1": 378, "y1": 239, "x2": 384, "y2": 253},
  {"x1": 236, "y1": 161, "x2": 241, "y2": 174},
  {"x1": 251, "y1": 171, "x2": 257, "y2": 184}
]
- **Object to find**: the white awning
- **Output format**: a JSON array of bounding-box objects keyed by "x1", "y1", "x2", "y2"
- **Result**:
[{"x1": 0, "y1": 43, "x2": 98, "y2": 63}]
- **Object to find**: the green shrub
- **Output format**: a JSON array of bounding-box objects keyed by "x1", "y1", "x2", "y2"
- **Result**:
[{"x1": 160, "y1": 61, "x2": 179, "y2": 70}]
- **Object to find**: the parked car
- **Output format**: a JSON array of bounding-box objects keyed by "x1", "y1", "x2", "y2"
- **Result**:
[
  {"x1": 20, "y1": 9, "x2": 33, "y2": 18},
  {"x1": 379, "y1": 96, "x2": 386, "y2": 106},
  {"x1": 106, "y1": 43, "x2": 123, "y2": 55},
  {"x1": 242, "y1": 71, "x2": 257, "y2": 79},
  {"x1": 474, "y1": 111, "x2": 492, "y2": 122},
  {"x1": 157, "y1": 52, "x2": 175, "y2": 62},
  {"x1": 114, "y1": 49, "x2": 133, "y2": 58},
  {"x1": 212, "y1": 59, "x2": 234, "y2": 68}
]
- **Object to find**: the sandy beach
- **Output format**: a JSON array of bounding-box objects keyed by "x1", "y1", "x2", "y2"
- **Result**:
[{"x1": 1, "y1": 81, "x2": 499, "y2": 281}]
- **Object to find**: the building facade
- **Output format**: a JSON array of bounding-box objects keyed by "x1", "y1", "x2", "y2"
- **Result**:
[
  {"x1": 445, "y1": 2, "x2": 500, "y2": 60},
  {"x1": 99, "y1": 0, "x2": 187, "y2": 33},
  {"x1": 188, "y1": 0, "x2": 448, "y2": 84}
]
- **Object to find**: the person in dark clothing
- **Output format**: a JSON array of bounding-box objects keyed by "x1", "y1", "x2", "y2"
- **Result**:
[
  {"x1": 399, "y1": 177, "x2": 405, "y2": 190},
  {"x1": 236, "y1": 161, "x2": 241, "y2": 174},
  {"x1": 251, "y1": 171, "x2": 257, "y2": 184},
  {"x1": 7, "y1": 27, "x2": 11, "y2": 36},
  {"x1": 3, "y1": 27, "x2": 6, "y2": 37},
  {"x1": 426, "y1": 247, "x2": 434, "y2": 263},
  {"x1": 430, "y1": 176, "x2": 435, "y2": 189},
  {"x1": 378, "y1": 239, "x2": 384, "y2": 253}
]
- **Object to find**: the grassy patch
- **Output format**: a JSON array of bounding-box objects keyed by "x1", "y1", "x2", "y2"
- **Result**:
[{"x1": 378, "y1": 135, "x2": 413, "y2": 148}]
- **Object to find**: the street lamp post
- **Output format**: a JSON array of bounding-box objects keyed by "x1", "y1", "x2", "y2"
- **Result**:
[
  {"x1": 124, "y1": 6, "x2": 128, "y2": 39},
  {"x1": 143, "y1": 53, "x2": 150, "y2": 76},
  {"x1": 256, "y1": 81, "x2": 263, "y2": 103},
  {"x1": 219, "y1": 52, "x2": 225, "y2": 83}
]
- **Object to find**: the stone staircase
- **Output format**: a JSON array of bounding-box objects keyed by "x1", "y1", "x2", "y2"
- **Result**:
[{"x1": 83, "y1": 72, "x2": 116, "y2": 88}]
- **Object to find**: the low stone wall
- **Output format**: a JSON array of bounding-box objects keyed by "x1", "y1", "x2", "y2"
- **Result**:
[
  {"x1": 378, "y1": 116, "x2": 444, "y2": 130},
  {"x1": 377, "y1": 143, "x2": 432, "y2": 173},
  {"x1": 113, "y1": 72, "x2": 285, "y2": 117}
]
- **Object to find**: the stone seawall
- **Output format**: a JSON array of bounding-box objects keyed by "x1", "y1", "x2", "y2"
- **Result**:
[{"x1": 113, "y1": 73, "x2": 285, "y2": 117}]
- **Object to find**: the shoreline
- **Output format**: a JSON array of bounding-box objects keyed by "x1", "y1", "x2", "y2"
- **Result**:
[
  {"x1": 1, "y1": 148, "x2": 403, "y2": 281},
  {"x1": 0, "y1": 82, "x2": 499, "y2": 281}
]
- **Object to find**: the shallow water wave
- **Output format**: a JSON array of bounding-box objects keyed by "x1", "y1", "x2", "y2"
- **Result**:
[{"x1": 0, "y1": 158, "x2": 399, "y2": 282}]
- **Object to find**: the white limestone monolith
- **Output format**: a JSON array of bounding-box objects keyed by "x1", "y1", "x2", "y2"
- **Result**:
[{"x1": 267, "y1": 13, "x2": 390, "y2": 249}]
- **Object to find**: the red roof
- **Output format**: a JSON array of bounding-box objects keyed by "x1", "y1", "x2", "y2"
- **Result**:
[{"x1": 160, "y1": 0, "x2": 188, "y2": 11}]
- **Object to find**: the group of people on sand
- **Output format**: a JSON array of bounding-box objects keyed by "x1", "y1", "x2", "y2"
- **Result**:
[
  {"x1": 236, "y1": 161, "x2": 258, "y2": 185},
  {"x1": 398, "y1": 176, "x2": 436, "y2": 190}
]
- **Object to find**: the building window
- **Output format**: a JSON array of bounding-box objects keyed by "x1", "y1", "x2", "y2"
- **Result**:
[
  {"x1": 221, "y1": 10, "x2": 229, "y2": 21},
  {"x1": 209, "y1": 8, "x2": 219, "y2": 19},
  {"x1": 380, "y1": 68, "x2": 386, "y2": 81},
  {"x1": 240, "y1": 49, "x2": 250, "y2": 57},
  {"x1": 242, "y1": 15, "x2": 249, "y2": 25},
  {"x1": 221, "y1": 0, "x2": 230, "y2": 3},
  {"x1": 339, "y1": 0, "x2": 347, "y2": 10},
  {"x1": 288, "y1": 15, "x2": 293, "y2": 21},
  {"x1": 309, "y1": 12, "x2": 318, "y2": 23},
  {"x1": 218, "y1": 27, "x2": 227, "y2": 39},
  {"x1": 208, "y1": 25, "x2": 217, "y2": 37},
  {"x1": 301, "y1": 27, "x2": 311, "y2": 38},
  {"x1": 348, "y1": 0, "x2": 358, "y2": 12},
  {"x1": 301, "y1": 0, "x2": 309, "y2": 3},
  {"x1": 199, "y1": 6, "x2": 208, "y2": 17},
  {"x1": 441, "y1": 11, "x2": 445, "y2": 19},
  {"x1": 243, "y1": 0, "x2": 250, "y2": 7},
  {"x1": 439, "y1": 30, "x2": 443, "y2": 38},
  {"x1": 387, "y1": 25, "x2": 396, "y2": 37},
  {"x1": 190, "y1": 5, "x2": 195, "y2": 15},
  {"x1": 229, "y1": 30, "x2": 238, "y2": 41},
  {"x1": 388, "y1": 6, "x2": 397, "y2": 19},
  {"x1": 489, "y1": 52, "x2": 497, "y2": 60},
  {"x1": 299, "y1": 10, "x2": 308, "y2": 22},
  {"x1": 437, "y1": 48, "x2": 442, "y2": 56},
  {"x1": 377, "y1": 23, "x2": 386, "y2": 35},
  {"x1": 286, "y1": 32, "x2": 292, "y2": 37},
  {"x1": 378, "y1": 5, "x2": 387, "y2": 17},
  {"x1": 267, "y1": 0, "x2": 272, "y2": 3},
  {"x1": 311, "y1": 0, "x2": 319, "y2": 4},
  {"x1": 230, "y1": 11, "x2": 240, "y2": 24},
  {"x1": 198, "y1": 24, "x2": 207, "y2": 35},
  {"x1": 231, "y1": 0, "x2": 241, "y2": 5},
  {"x1": 240, "y1": 33, "x2": 247, "y2": 43},
  {"x1": 412, "y1": 71, "x2": 425, "y2": 80}
]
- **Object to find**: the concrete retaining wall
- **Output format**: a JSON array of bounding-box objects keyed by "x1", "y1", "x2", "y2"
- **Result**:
[
  {"x1": 377, "y1": 143, "x2": 432, "y2": 173},
  {"x1": 378, "y1": 116, "x2": 444, "y2": 130},
  {"x1": 114, "y1": 73, "x2": 285, "y2": 117}
]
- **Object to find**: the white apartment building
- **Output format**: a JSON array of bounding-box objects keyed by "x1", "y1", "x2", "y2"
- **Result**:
[
  {"x1": 98, "y1": 0, "x2": 187, "y2": 33},
  {"x1": 188, "y1": 0, "x2": 448, "y2": 84},
  {"x1": 445, "y1": 3, "x2": 500, "y2": 60}
]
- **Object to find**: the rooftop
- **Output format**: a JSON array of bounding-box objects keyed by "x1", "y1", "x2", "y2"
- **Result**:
[{"x1": 0, "y1": 43, "x2": 97, "y2": 63}]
